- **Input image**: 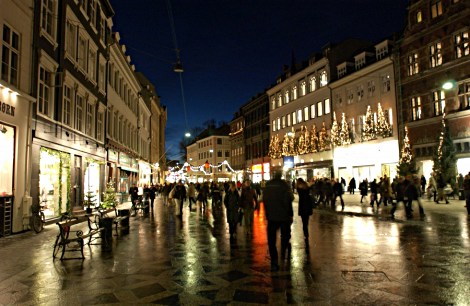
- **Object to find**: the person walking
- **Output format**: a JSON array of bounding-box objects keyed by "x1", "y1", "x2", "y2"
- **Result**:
[
  {"x1": 263, "y1": 171, "x2": 294, "y2": 272},
  {"x1": 296, "y1": 178, "x2": 313, "y2": 242},
  {"x1": 420, "y1": 175, "x2": 427, "y2": 194},
  {"x1": 359, "y1": 179, "x2": 368, "y2": 203},
  {"x1": 428, "y1": 172, "x2": 438, "y2": 202},
  {"x1": 187, "y1": 182, "x2": 196, "y2": 211},
  {"x1": 129, "y1": 183, "x2": 139, "y2": 206},
  {"x1": 391, "y1": 176, "x2": 409, "y2": 219},
  {"x1": 240, "y1": 179, "x2": 258, "y2": 235},
  {"x1": 332, "y1": 178, "x2": 345, "y2": 210},
  {"x1": 174, "y1": 180, "x2": 187, "y2": 217},
  {"x1": 149, "y1": 184, "x2": 156, "y2": 210},
  {"x1": 436, "y1": 172, "x2": 449, "y2": 204},
  {"x1": 369, "y1": 179, "x2": 379, "y2": 207},
  {"x1": 348, "y1": 177, "x2": 356, "y2": 194},
  {"x1": 224, "y1": 182, "x2": 240, "y2": 240}
]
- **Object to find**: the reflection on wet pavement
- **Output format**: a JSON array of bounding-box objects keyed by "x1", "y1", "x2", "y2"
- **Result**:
[{"x1": 0, "y1": 194, "x2": 469, "y2": 305}]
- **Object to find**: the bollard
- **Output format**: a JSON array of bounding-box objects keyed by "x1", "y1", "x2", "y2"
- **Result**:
[
  {"x1": 118, "y1": 209, "x2": 130, "y2": 233},
  {"x1": 100, "y1": 217, "x2": 113, "y2": 251}
]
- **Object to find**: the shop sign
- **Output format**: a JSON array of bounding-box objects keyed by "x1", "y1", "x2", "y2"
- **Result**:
[
  {"x1": 252, "y1": 164, "x2": 262, "y2": 173},
  {"x1": 0, "y1": 100, "x2": 15, "y2": 117},
  {"x1": 108, "y1": 150, "x2": 118, "y2": 162},
  {"x1": 119, "y1": 153, "x2": 130, "y2": 166},
  {"x1": 283, "y1": 156, "x2": 294, "y2": 169},
  {"x1": 263, "y1": 162, "x2": 270, "y2": 173}
]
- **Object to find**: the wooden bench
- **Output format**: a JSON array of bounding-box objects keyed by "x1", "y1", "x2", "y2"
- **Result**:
[
  {"x1": 86, "y1": 215, "x2": 107, "y2": 245},
  {"x1": 55, "y1": 218, "x2": 104, "y2": 260},
  {"x1": 112, "y1": 207, "x2": 130, "y2": 235}
]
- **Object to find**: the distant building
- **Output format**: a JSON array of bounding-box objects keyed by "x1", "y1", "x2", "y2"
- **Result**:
[
  {"x1": 229, "y1": 112, "x2": 244, "y2": 182},
  {"x1": 397, "y1": 0, "x2": 470, "y2": 177},
  {"x1": 186, "y1": 124, "x2": 232, "y2": 182}
]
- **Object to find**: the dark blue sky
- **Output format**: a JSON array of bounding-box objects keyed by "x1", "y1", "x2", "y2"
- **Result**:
[{"x1": 111, "y1": 0, "x2": 409, "y2": 160}]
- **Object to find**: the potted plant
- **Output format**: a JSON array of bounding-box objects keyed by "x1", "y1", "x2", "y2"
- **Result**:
[
  {"x1": 101, "y1": 182, "x2": 118, "y2": 210},
  {"x1": 84, "y1": 190, "x2": 97, "y2": 214}
]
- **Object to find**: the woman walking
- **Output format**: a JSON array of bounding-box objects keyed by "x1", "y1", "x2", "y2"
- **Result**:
[
  {"x1": 240, "y1": 179, "x2": 258, "y2": 235},
  {"x1": 296, "y1": 178, "x2": 313, "y2": 243},
  {"x1": 224, "y1": 182, "x2": 240, "y2": 240}
]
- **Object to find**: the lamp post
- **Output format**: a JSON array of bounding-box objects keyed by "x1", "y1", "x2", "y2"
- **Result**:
[{"x1": 442, "y1": 80, "x2": 458, "y2": 113}]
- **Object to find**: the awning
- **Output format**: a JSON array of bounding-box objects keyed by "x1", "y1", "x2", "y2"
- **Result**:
[{"x1": 119, "y1": 165, "x2": 138, "y2": 173}]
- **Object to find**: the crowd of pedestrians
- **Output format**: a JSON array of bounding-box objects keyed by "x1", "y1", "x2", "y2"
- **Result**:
[{"x1": 127, "y1": 170, "x2": 469, "y2": 272}]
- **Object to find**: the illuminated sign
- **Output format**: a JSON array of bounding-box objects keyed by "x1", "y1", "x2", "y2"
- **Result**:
[
  {"x1": 252, "y1": 164, "x2": 262, "y2": 173},
  {"x1": 283, "y1": 156, "x2": 294, "y2": 168},
  {"x1": 263, "y1": 162, "x2": 270, "y2": 173}
]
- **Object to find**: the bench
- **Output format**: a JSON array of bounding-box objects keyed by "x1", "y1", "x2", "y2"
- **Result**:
[
  {"x1": 86, "y1": 215, "x2": 107, "y2": 245},
  {"x1": 55, "y1": 218, "x2": 104, "y2": 260},
  {"x1": 112, "y1": 208, "x2": 130, "y2": 235}
]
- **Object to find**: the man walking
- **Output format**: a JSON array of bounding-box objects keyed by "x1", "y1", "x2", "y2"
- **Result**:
[{"x1": 262, "y1": 171, "x2": 294, "y2": 272}]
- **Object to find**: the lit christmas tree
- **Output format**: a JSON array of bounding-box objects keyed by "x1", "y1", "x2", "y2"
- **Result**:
[
  {"x1": 362, "y1": 105, "x2": 376, "y2": 141},
  {"x1": 376, "y1": 103, "x2": 392, "y2": 138},
  {"x1": 319, "y1": 122, "x2": 330, "y2": 151},
  {"x1": 397, "y1": 126, "x2": 418, "y2": 176},
  {"x1": 101, "y1": 181, "x2": 118, "y2": 209},
  {"x1": 288, "y1": 127, "x2": 296, "y2": 155},
  {"x1": 282, "y1": 133, "x2": 290, "y2": 156},
  {"x1": 339, "y1": 113, "x2": 352, "y2": 145},
  {"x1": 303, "y1": 126, "x2": 311, "y2": 154},
  {"x1": 310, "y1": 124, "x2": 318, "y2": 153},
  {"x1": 432, "y1": 118, "x2": 457, "y2": 187},
  {"x1": 330, "y1": 112, "x2": 341, "y2": 147},
  {"x1": 297, "y1": 126, "x2": 307, "y2": 154}
]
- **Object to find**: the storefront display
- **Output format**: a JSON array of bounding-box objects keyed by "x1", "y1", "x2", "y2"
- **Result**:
[
  {"x1": 39, "y1": 148, "x2": 70, "y2": 219},
  {"x1": 0, "y1": 123, "x2": 14, "y2": 196},
  {"x1": 84, "y1": 161, "x2": 101, "y2": 207}
]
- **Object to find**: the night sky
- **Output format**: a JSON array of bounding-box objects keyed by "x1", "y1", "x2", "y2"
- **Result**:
[{"x1": 110, "y1": 0, "x2": 409, "y2": 161}]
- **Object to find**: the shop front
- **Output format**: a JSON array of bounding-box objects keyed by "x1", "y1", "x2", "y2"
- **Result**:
[
  {"x1": 0, "y1": 83, "x2": 34, "y2": 235},
  {"x1": 334, "y1": 138, "x2": 399, "y2": 187},
  {"x1": 117, "y1": 152, "x2": 138, "y2": 202},
  {"x1": 251, "y1": 162, "x2": 271, "y2": 183}
]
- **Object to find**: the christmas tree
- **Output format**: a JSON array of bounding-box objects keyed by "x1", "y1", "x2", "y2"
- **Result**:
[
  {"x1": 362, "y1": 105, "x2": 376, "y2": 141},
  {"x1": 318, "y1": 122, "x2": 330, "y2": 151},
  {"x1": 397, "y1": 126, "x2": 418, "y2": 176},
  {"x1": 432, "y1": 118, "x2": 457, "y2": 187},
  {"x1": 310, "y1": 124, "x2": 318, "y2": 153},
  {"x1": 288, "y1": 127, "x2": 296, "y2": 155},
  {"x1": 297, "y1": 126, "x2": 307, "y2": 154},
  {"x1": 282, "y1": 133, "x2": 290, "y2": 156},
  {"x1": 101, "y1": 181, "x2": 118, "y2": 209},
  {"x1": 330, "y1": 112, "x2": 341, "y2": 147},
  {"x1": 376, "y1": 103, "x2": 392, "y2": 138},
  {"x1": 339, "y1": 113, "x2": 352, "y2": 145}
]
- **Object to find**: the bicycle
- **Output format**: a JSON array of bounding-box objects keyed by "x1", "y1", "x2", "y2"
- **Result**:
[{"x1": 31, "y1": 200, "x2": 47, "y2": 233}]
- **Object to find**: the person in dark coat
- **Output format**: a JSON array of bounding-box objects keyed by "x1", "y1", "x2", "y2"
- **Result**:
[
  {"x1": 224, "y1": 182, "x2": 240, "y2": 240},
  {"x1": 359, "y1": 179, "x2": 368, "y2": 203},
  {"x1": 369, "y1": 179, "x2": 379, "y2": 207},
  {"x1": 129, "y1": 183, "x2": 139, "y2": 204},
  {"x1": 348, "y1": 177, "x2": 356, "y2": 194},
  {"x1": 391, "y1": 176, "x2": 408, "y2": 219},
  {"x1": 332, "y1": 178, "x2": 345, "y2": 209},
  {"x1": 240, "y1": 179, "x2": 258, "y2": 235},
  {"x1": 263, "y1": 171, "x2": 294, "y2": 272},
  {"x1": 174, "y1": 180, "x2": 187, "y2": 217},
  {"x1": 149, "y1": 184, "x2": 156, "y2": 210},
  {"x1": 296, "y1": 178, "x2": 312, "y2": 242}
]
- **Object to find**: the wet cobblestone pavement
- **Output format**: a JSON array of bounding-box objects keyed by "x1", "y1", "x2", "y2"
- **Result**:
[{"x1": 0, "y1": 194, "x2": 469, "y2": 305}]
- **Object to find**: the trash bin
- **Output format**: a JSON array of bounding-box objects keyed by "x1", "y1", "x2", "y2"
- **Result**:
[
  {"x1": 100, "y1": 217, "x2": 113, "y2": 251},
  {"x1": 118, "y1": 209, "x2": 130, "y2": 229}
]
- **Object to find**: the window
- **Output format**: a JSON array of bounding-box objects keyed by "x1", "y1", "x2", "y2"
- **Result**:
[
  {"x1": 407, "y1": 52, "x2": 419, "y2": 76},
  {"x1": 336, "y1": 93, "x2": 343, "y2": 105},
  {"x1": 85, "y1": 100, "x2": 94, "y2": 136},
  {"x1": 347, "y1": 89, "x2": 354, "y2": 104},
  {"x1": 457, "y1": 82, "x2": 470, "y2": 110},
  {"x1": 272, "y1": 120, "x2": 275, "y2": 132},
  {"x1": 432, "y1": 90, "x2": 445, "y2": 116},
  {"x1": 411, "y1": 97, "x2": 422, "y2": 121},
  {"x1": 309, "y1": 75, "x2": 316, "y2": 92},
  {"x1": 277, "y1": 93, "x2": 282, "y2": 107},
  {"x1": 292, "y1": 86, "x2": 297, "y2": 100},
  {"x1": 338, "y1": 66, "x2": 347, "y2": 78},
  {"x1": 114, "y1": 111, "x2": 118, "y2": 139},
  {"x1": 303, "y1": 106, "x2": 309, "y2": 121},
  {"x1": 287, "y1": 114, "x2": 291, "y2": 126},
  {"x1": 98, "y1": 12, "x2": 106, "y2": 42},
  {"x1": 320, "y1": 71, "x2": 328, "y2": 87},
  {"x1": 97, "y1": 110, "x2": 103, "y2": 141},
  {"x1": 89, "y1": 0, "x2": 96, "y2": 27},
  {"x1": 65, "y1": 20, "x2": 77, "y2": 60},
  {"x1": 38, "y1": 67, "x2": 52, "y2": 117},
  {"x1": 297, "y1": 109, "x2": 303, "y2": 123},
  {"x1": 429, "y1": 42, "x2": 442, "y2": 68},
  {"x1": 78, "y1": 35, "x2": 87, "y2": 71},
  {"x1": 41, "y1": 0, "x2": 56, "y2": 39},
  {"x1": 382, "y1": 75, "x2": 391, "y2": 92},
  {"x1": 217, "y1": 138, "x2": 222, "y2": 144},
  {"x1": 357, "y1": 85, "x2": 364, "y2": 101},
  {"x1": 317, "y1": 101, "x2": 323, "y2": 117},
  {"x1": 310, "y1": 104, "x2": 315, "y2": 119},
  {"x1": 324, "y1": 98, "x2": 330, "y2": 114},
  {"x1": 431, "y1": 0, "x2": 443, "y2": 18},
  {"x1": 292, "y1": 112, "x2": 297, "y2": 125},
  {"x1": 367, "y1": 80, "x2": 375, "y2": 97},
  {"x1": 98, "y1": 58, "x2": 105, "y2": 91},
  {"x1": 355, "y1": 57, "x2": 365, "y2": 70},
  {"x1": 271, "y1": 97, "x2": 276, "y2": 110},
  {"x1": 455, "y1": 30, "x2": 469, "y2": 58},
  {"x1": 225, "y1": 151, "x2": 229, "y2": 158},
  {"x1": 284, "y1": 90, "x2": 290, "y2": 103},
  {"x1": 88, "y1": 48, "x2": 96, "y2": 81},
  {"x1": 1, "y1": 25, "x2": 19, "y2": 87},
  {"x1": 277, "y1": 117, "x2": 281, "y2": 130},
  {"x1": 76, "y1": 95, "x2": 84, "y2": 132},
  {"x1": 63, "y1": 85, "x2": 72, "y2": 126},
  {"x1": 300, "y1": 81, "x2": 306, "y2": 96},
  {"x1": 416, "y1": 10, "x2": 422, "y2": 23},
  {"x1": 281, "y1": 116, "x2": 286, "y2": 128},
  {"x1": 217, "y1": 151, "x2": 222, "y2": 157}
]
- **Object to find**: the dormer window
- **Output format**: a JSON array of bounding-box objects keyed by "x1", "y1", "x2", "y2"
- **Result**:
[{"x1": 355, "y1": 57, "x2": 365, "y2": 70}]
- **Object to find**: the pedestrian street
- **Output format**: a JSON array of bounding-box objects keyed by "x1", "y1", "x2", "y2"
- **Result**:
[{"x1": 0, "y1": 194, "x2": 469, "y2": 305}]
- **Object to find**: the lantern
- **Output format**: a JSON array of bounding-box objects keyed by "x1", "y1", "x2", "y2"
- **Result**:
[
  {"x1": 204, "y1": 160, "x2": 210, "y2": 169},
  {"x1": 186, "y1": 166, "x2": 191, "y2": 172}
]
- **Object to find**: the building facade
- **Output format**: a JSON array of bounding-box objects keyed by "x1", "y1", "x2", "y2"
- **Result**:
[
  {"x1": 242, "y1": 92, "x2": 270, "y2": 183},
  {"x1": 229, "y1": 112, "x2": 244, "y2": 182},
  {"x1": 30, "y1": 0, "x2": 114, "y2": 223},
  {"x1": 397, "y1": 0, "x2": 470, "y2": 178},
  {"x1": 0, "y1": 0, "x2": 35, "y2": 235},
  {"x1": 268, "y1": 39, "x2": 372, "y2": 182},
  {"x1": 331, "y1": 39, "x2": 399, "y2": 184}
]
